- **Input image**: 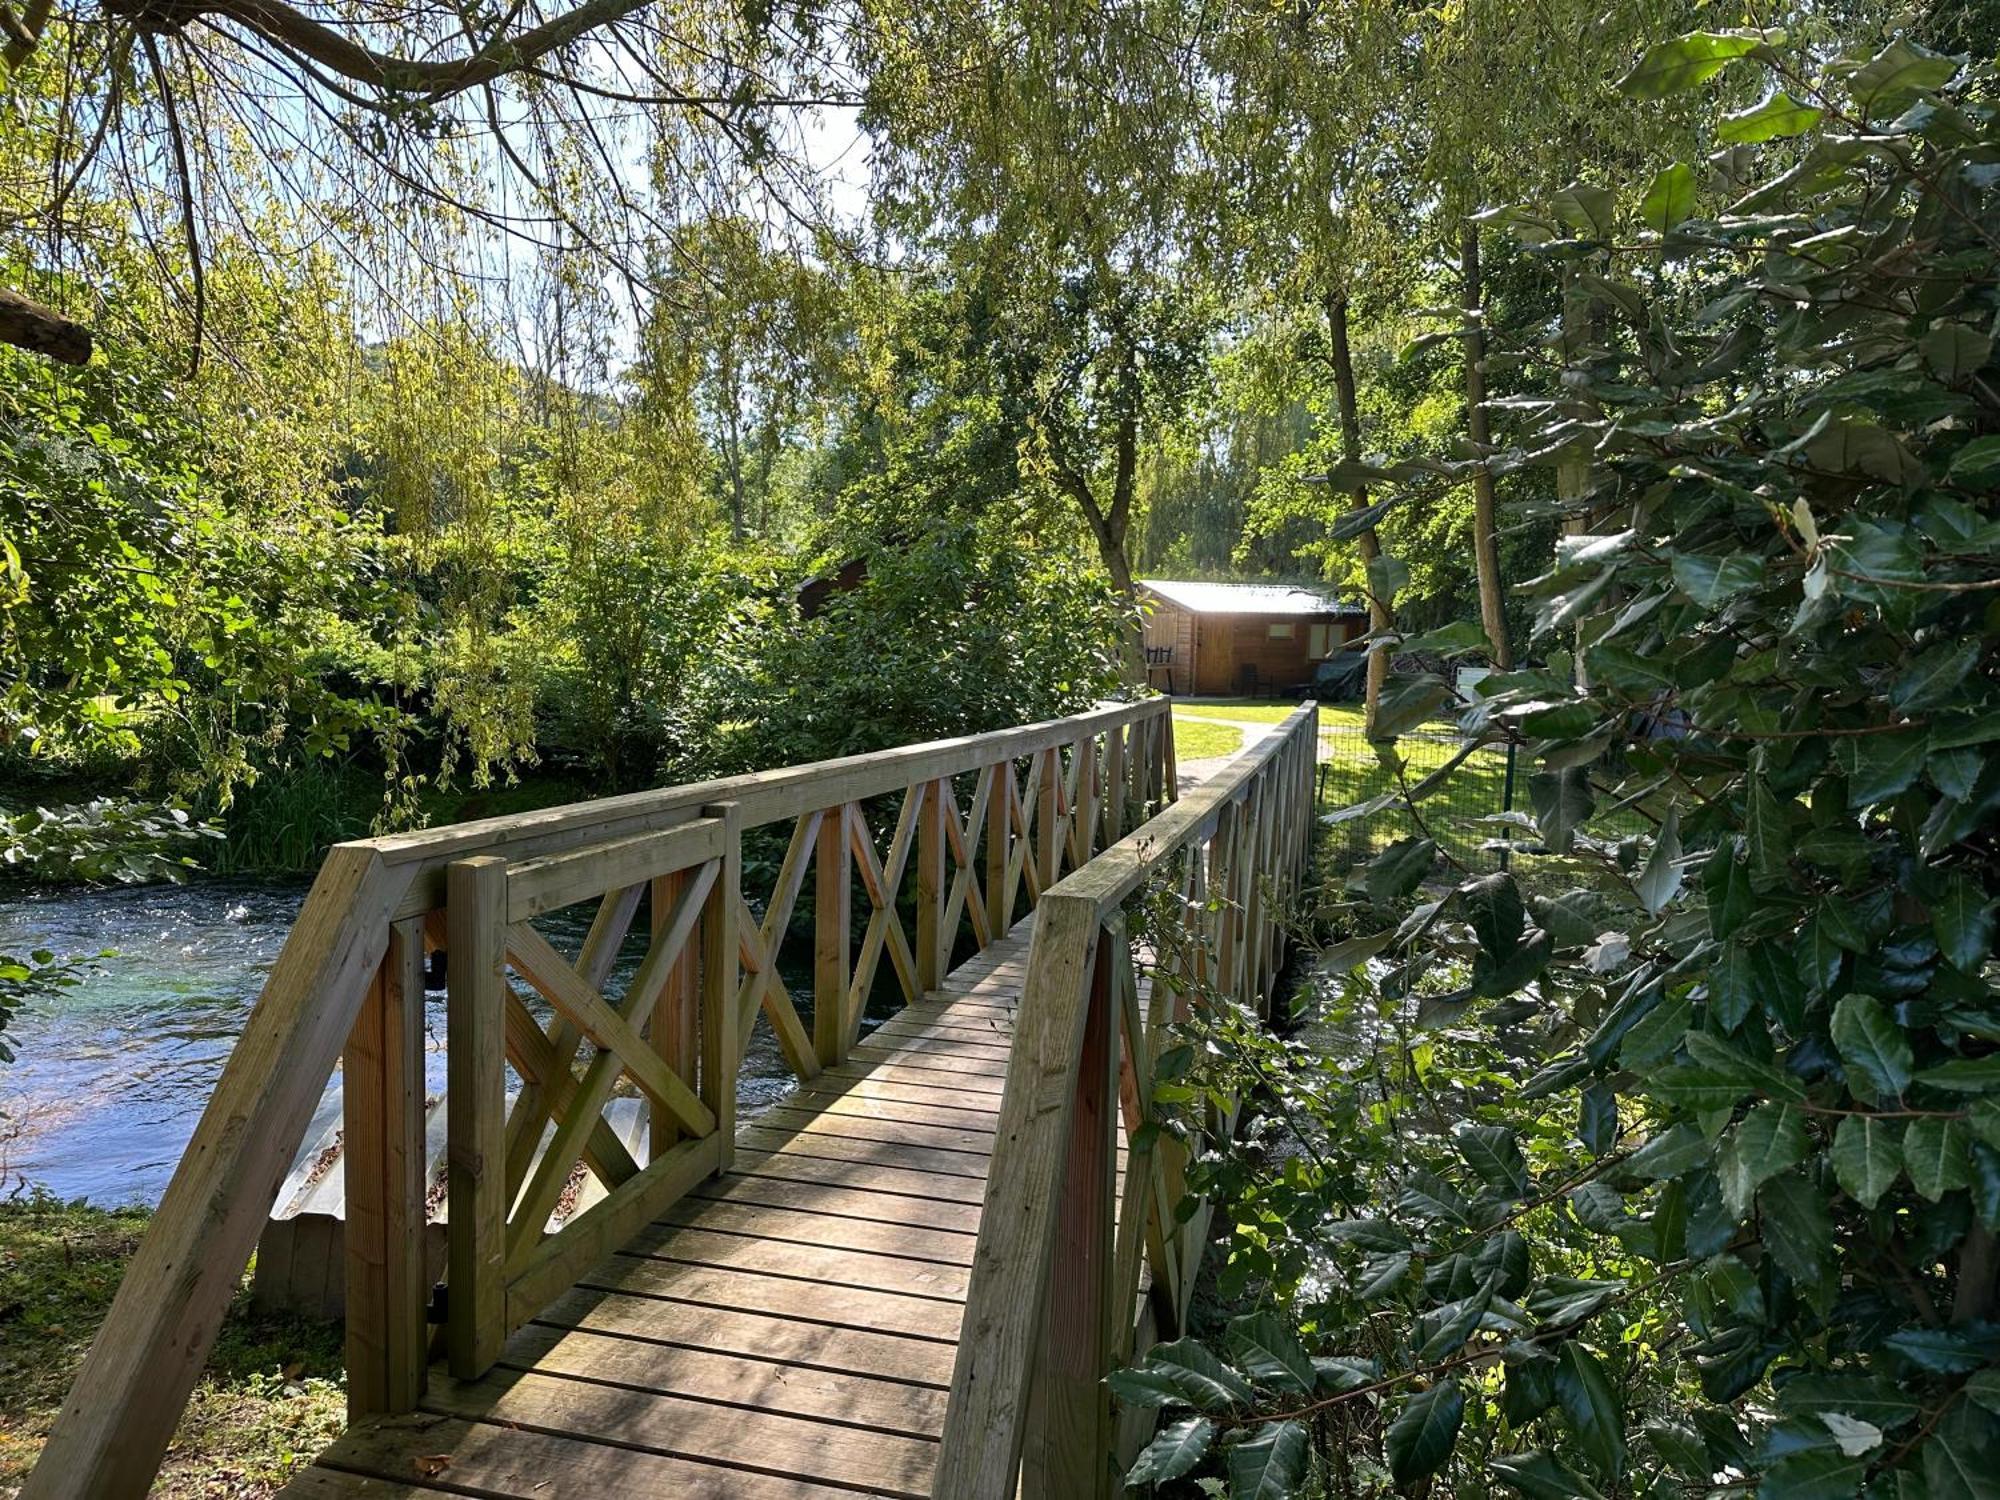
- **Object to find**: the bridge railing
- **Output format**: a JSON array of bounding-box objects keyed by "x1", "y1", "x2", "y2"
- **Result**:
[
  {"x1": 935, "y1": 701, "x2": 1319, "y2": 1499},
  {"x1": 25, "y1": 697, "x2": 1175, "y2": 1500}
]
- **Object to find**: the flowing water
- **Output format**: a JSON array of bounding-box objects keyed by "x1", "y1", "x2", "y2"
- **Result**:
[{"x1": 0, "y1": 880, "x2": 804, "y2": 1207}]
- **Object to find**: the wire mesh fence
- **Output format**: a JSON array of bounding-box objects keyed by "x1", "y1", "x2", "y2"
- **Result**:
[
  {"x1": 1315, "y1": 715, "x2": 1518, "y2": 874},
  {"x1": 1312, "y1": 710, "x2": 1656, "y2": 885}
]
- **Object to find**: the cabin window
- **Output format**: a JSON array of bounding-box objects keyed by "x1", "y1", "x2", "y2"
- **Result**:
[
  {"x1": 1267, "y1": 622, "x2": 1294, "y2": 641},
  {"x1": 1309, "y1": 623, "x2": 1332, "y2": 658}
]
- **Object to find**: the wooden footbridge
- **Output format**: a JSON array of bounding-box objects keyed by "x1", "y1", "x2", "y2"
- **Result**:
[{"x1": 25, "y1": 699, "x2": 1319, "y2": 1499}]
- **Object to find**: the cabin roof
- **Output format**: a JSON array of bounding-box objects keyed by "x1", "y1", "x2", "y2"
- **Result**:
[{"x1": 1139, "y1": 578, "x2": 1363, "y2": 617}]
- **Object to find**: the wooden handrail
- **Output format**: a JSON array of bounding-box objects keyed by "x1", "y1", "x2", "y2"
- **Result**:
[
  {"x1": 936, "y1": 702, "x2": 1319, "y2": 1499},
  {"x1": 23, "y1": 698, "x2": 1174, "y2": 1500}
]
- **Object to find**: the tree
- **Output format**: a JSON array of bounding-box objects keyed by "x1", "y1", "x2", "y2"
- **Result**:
[{"x1": 1118, "y1": 28, "x2": 1999, "y2": 1496}]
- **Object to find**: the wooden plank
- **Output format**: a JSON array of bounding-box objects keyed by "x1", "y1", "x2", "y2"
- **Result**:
[
  {"x1": 447, "y1": 855, "x2": 510, "y2": 1380},
  {"x1": 845, "y1": 799, "x2": 921, "y2": 1018},
  {"x1": 847, "y1": 1036, "x2": 1013, "y2": 1075},
  {"x1": 23, "y1": 845, "x2": 413, "y2": 1500},
  {"x1": 1036, "y1": 745, "x2": 1061, "y2": 892},
  {"x1": 813, "y1": 804, "x2": 851, "y2": 1068},
  {"x1": 311, "y1": 1413, "x2": 860, "y2": 1500},
  {"x1": 917, "y1": 777, "x2": 946, "y2": 992},
  {"x1": 700, "y1": 803, "x2": 740, "y2": 1171},
  {"x1": 825, "y1": 1058, "x2": 1008, "y2": 1095},
  {"x1": 1022, "y1": 929, "x2": 1118, "y2": 1498},
  {"x1": 688, "y1": 1170, "x2": 983, "y2": 1234},
  {"x1": 932, "y1": 894, "x2": 1102, "y2": 1498},
  {"x1": 578, "y1": 1256, "x2": 964, "y2": 1342},
  {"x1": 534, "y1": 1285, "x2": 958, "y2": 1386},
  {"x1": 499, "y1": 1323, "x2": 952, "y2": 1436},
  {"x1": 343, "y1": 915, "x2": 428, "y2": 1417},
  {"x1": 647, "y1": 863, "x2": 703, "y2": 1160},
  {"x1": 504, "y1": 816, "x2": 725, "y2": 922},
  {"x1": 656, "y1": 1198, "x2": 976, "y2": 1266},
  {"x1": 423, "y1": 1368, "x2": 937, "y2": 1497},
  {"x1": 624, "y1": 1223, "x2": 971, "y2": 1300},
  {"x1": 789, "y1": 1073, "x2": 1006, "y2": 1117},
  {"x1": 724, "y1": 1148, "x2": 990, "y2": 1206},
  {"x1": 278, "y1": 1468, "x2": 426, "y2": 1499},
  {"x1": 735, "y1": 1125, "x2": 992, "y2": 1183},
  {"x1": 798, "y1": 1091, "x2": 1001, "y2": 1133},
  {"x1": 752, "y1": 1104, "x2": 994, "y2": 1157},
  {"x1": 985, "y1": 760, "x2": 1013, "y2": 939}
]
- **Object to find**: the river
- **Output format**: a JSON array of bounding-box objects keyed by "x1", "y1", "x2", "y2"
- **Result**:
[{"x1": 0, "y1": 879, "x2": 804, "y2": 1206}]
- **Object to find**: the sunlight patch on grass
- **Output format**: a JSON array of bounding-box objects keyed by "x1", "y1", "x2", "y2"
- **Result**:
[{"x1": 1172, "y1": 717, "x2": 1245, "y2": 761}]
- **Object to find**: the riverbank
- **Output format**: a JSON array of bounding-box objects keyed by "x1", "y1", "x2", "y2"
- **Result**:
[{"x1": 0, "y1": 1192, "x2": 343, "y2": 1495}]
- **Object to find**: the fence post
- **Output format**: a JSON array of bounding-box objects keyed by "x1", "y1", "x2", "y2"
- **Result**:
[
  {"x1": 986, "y1": 762, "x2": 1014, "y2": 939},
  {"x1": 814, "y1": 806, "x2": 852, "y2": 1068},
  {"x1": 1499, "y1": 740, "x2": 1518, "y2": 873},
  {"x1": 343, "y1": 913, "x2": 428, "y2": 1417},
  {"x1": 917, "y1": 780, "x2": 946, "y2": 993},
  {"x1": 701, "y1": 804, "x2": 740, "y2": 1171},
  {"x1": 446, "y1": 855, "x2": 508, "y2": 1380},
  {"x1": 1022, "y1": 925, "x2": 1119, "y2": 1500}
]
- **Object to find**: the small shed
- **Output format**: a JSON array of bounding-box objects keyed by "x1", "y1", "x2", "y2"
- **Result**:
[{"x1": 1139, "y1": 579, "x2": 1367, "y2": 696}]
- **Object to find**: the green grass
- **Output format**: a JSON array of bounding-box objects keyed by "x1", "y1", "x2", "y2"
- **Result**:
[
  {"x1": 1317, "y1": 723, "x2": 1514, "y2": 870},
  {"x1": 0, "y1": 1192, "x2": 346, "y2": 1494},
  {"x1": 1172, "y1": 717, "x2": 1245, "y2": 761}
]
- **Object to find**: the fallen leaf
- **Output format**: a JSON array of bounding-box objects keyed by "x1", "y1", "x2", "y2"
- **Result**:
[{"x1": 413, "y1": 1454, "x2": 453, "y2": 1478}]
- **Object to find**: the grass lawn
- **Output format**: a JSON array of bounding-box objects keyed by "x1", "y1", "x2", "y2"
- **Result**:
[
  {"x1": 1172, "y1": 717, "x2": 1245, "y2": 761},
  {"x1": 0, "y1": 1193, "x2": 346, "y2": 1494}
]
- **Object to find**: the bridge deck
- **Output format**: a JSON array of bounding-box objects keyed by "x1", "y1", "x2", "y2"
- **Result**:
[{"x1": 283, "y1": 923, "x2": 1041, "y2": 1500}]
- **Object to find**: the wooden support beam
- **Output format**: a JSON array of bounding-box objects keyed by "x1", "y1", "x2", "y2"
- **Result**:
[
  {"x1": 343, "y1": 914, "x2": 428, "y2": 1417},
  {"x1": 815, "y1": 805, "x2": 852, "y2": 1068},
  {"x1": 447, "y1": 855, "x2": 510, "y2": 1381}
]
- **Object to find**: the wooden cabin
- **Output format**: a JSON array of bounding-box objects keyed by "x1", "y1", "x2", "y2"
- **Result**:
[{"x1": 1139, "y1": 578, "x2": 1366, "y2": 696}]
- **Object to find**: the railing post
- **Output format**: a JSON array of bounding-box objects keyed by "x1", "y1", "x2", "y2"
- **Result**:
[
  {"x1": 986, "y1": 762, "x2": 1013, "y2": 939},
  {"x1": 1037, "y1": 746, "x2": 1061, "y2": 892},
  {"x1": 1104, "y1": 723, "x2": 1126, "y2": 845},
  {"x1": 814, "y1": 804, "x2": 852, "y2": 1067},
  {"x1": 649, "y1": 864, "x2": 698, "y2": 1160},
  {"x1": 701, "y1": 803, "x2": 740, "y2": 1171},
  {"x1": 446, "y1": 854, "x2": 508, "y2": 1380},
  {"x1": 344, "y1": 913, "x2": 428, "y2": 1417},
  {"x1": 1023, "y1": 923, "x2": 1119, "y2": 1499},
  {"x1": 917, "y1": 779, "x2": 947, "y2": 992}
]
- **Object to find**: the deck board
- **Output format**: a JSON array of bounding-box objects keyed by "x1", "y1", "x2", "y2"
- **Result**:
[{"x1": 287, "y1": 922, "x2": 1040, "y2": 1499}]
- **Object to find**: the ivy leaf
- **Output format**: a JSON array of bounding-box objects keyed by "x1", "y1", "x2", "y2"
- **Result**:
[
  {"x1": 1386, "y1": 1380, "x2": 1465, "y2": 1486},
  {"x1": 1364, "y1": 837, "x2": 1436, "y2": 904},
  {"x1": 1759, "y1": 1446, "x2": 1869, "y2": 1499},
  {"x1": 1126, "y1": 1416, "x2": 1213, "y2": 1485},
  {"x1": 1637, "y1": 806, "x2": 1682, "y2": 915},
  {"x1": 1718, "y1": 91, "x2": 1824, "y2": 142},
  {"x1": 1672, "y1": 551, "x2": 1763, "y2": 609},
  {"x1": 1629, "y1": 1123, "x2": 1709, "y2": 1180},
  {"x1": 1555, "y1": 1344, "x2": 1625, "y2": 1479},
  {"x1": 1455, "y1": 1122, "x2": 1530, "y2": 1196},
  {"x1": 1617, "y1": 30, "x2": 1769, "y2": 98},
  {"x1": 1704, "y1": 838, "x2": 1754, "y2": 939},
  {"x1": 1830, "y1": 993, "x2": 1913, "y2": 1102},
  {"x1": 1227, "y1": 1312, "x2": 1314, "y2": 1395},
  {"x1": 1640, "y1": 163, "x2": 1696, "y2": 232},
  {"x1": 1760, "y1": 1171, "x2": 1834, "y2": 1284},
  {"x1": 1904, "y1": 1117, "x2": 1973, "y2": 1201},
  {"x1": 1932, "y1": 875, "x2": 1995, "y2": 975},
  {"x1": 1225, "y1": 1419, "x2": 1308, "y2": 1499},
  {"x1": 1831, "y1": 1114, "x2": 1905, "y2": 1208},
  {"x1": 1491, "y1": 1450, "x2": 1605, "y2": 1499},
  {"x1": 1721, "y1": 1103, "x2": 1809, "y2": 1218},
  {"x1": 1530, "y1": 768, "x2": 1594, "y2": 854}
]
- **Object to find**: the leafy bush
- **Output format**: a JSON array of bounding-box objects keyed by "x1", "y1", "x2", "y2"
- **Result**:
[
  {"x1": 0, "y1": 800, "x2": 217, "y2": 885},
  {"x1": 1121, "y1": 34, "x2": 2000, "y2": 1498}
]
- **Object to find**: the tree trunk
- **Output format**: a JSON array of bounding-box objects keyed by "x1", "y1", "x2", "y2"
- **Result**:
[
  {"x1": 1460, "y1": 223, "x2": 1511, "y2": 671},
  {"x1": 1324, "y1": 289, "x2": 1393, "y2": 733},
  {"x1": 0, "y1": 287, "x2": 91, "y2": 364}
]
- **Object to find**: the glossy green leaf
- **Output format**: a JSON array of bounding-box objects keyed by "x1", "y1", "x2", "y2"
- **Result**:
[{"x1": 1387, "y1": 1380, "x2": 1464, "y2": 1485}]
